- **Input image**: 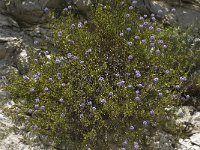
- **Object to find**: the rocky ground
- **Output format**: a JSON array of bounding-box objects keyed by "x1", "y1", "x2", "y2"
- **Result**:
[{"x1": 0, "y1": 0, "x2": 200, "y2": 149}]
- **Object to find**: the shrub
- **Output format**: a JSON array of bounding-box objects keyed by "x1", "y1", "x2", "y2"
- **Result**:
[{"x1": 4, "y1": 0, "x2": 200, "y2": 149}]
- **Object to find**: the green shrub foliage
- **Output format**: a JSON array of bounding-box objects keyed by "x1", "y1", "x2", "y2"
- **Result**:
[{"x1": 5, "y1": 1, "x2": 199, "y2": 149}]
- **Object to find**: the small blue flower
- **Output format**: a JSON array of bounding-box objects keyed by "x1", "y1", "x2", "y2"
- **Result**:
[
  {"x1": 44, "y1": 87, "x2": 49, "y2": 91},
  {"x1": 73, "y1": 56, "x2": 78, "y2": 60},
  {"x1": 44, "y1": 7, "x2": 49, "y2": 13},
  {"x1": 135, "y1": 96, "x2": 140, "y2": 101},
  {"x1": 153, "y1": 78, "x2": 159, "y2": 83},
  {"x1": 40, "y1": 106, "x2": 45, "y2": 110},
  {"x1": 143, "y1": 120, "x2": 148, "y2": 126},
  {"x1": 132, "y1": 1, "x2": 137, "y2": 5},
  {"x1": 180, "y1": 76, "x2": 187, "y2": 82},
  {"x1": 35, "y1": 98, "x2": 40, "y2": 103},
  {"x1": 127, "y1": 27, "x2": 131, "y2": 32},
  {"x1": 63, "y1": 7, "x2": 68, "y2": 11},
  {"x1": 61, "y1": 113, "x2": 65, "y2": 117},
  {"x1": 57, "y1": 31, "x2": 62, "y2": 37},
  {"x1": 67, "y1": 53, "x2": 72, "y2": 59},
  {"x1": 135, "y1": 70, "x2": 141, "y2": 78},
  {"x1": 139, "y1": 16, "x2": 144, "y2": 20},
  {"x1": 117, "y1": 80, "x2": 125, "y2": 86},
  {"x1": 134, "y1": 142, "x2": 139, "y2": 149},
  {"x1": 128, "y1": 42, "x2": 133, "y2": 46},
  {"x1": 150, "y1": 110, "x2": 155, "y2": 115},
  {"x1": 59, "y1": 98, "x2": 64, "y2": 103},
  {"x1": 143, "y1": 22, "x2": 149, "y2": 26},
  {"x1": 130, "y1": 125, "x2": 135, "y2": 130},
  {"x1": 80, "y1": 103, "x2": 85, "y2": 107},
  {"x1": 144, "y1": 14, "x2": 148, "y2": 18},
  {"x1": 149, "y1": 26, "x2": 154, "y2": 30},
  {"x1": 129, "y1": 6, "x2": 133, "y2": 10},
  {"x1": 152, "y1": 17, "x2": 156, "y2": 21},
  {"x1": 135, "y1": 36, "x2": 140, "y2": 40},
  {"x1": 128, "y1": 55, "x2": 133, "y2": 60},
  {"x1": 141, "y1": 39, "x2": 146, "y2": 43},
  {"x1": 108, "y1": 92, "x2": 113, "y2": 97},
  {"x1": 99, "y1": 76, "x2": 104, "y2": 81},
  {"x1": 163, "y1": 45, "x2": 167, "y2": 49},
  {"x1": 128, "y1": 84, "x2": 133, "y2": 89},
  {"x1": 92, "y1": 107, "x2": 96, "y2": 111},
  {"x1": 34, "y1": 104, "x2": 39, "y2": 109},
  {"x1": 171, "y1": 8, "x2": 176, "y2": 13},
  {"x1": 158, "y1": 93, "x2": 163, "y2": 97},
  {"x1": 156, "y1": 28, "x2": 161, "y2": 32},
  {"x1": 80, "y1": 61, "x2": 84, "y2": 64},
  {"x1": 150, "y1": 35, "x2": 155, "y2": 41}
]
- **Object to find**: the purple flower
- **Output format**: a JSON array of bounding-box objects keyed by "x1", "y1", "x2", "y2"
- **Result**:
[
  {"x1": 61, "y1": 83, "x2": 66, "y2": 87},
  {"x1": 128, "y1": 84, "x2": 133, "y2": 89},
  {"x1": 108, "y1": 92, "x2": 113, "y2": 97},
  {"x1": 158, "y1": 9, "x2": 163, "y2": 14},
  {"x1": 61, "y1": 113, "x2": 65, "y2": 117},
  {"x1": 117, "y1": 80, "x2": 125, "y2": 86},
  {"x1": 67, "y1": 53, "x2": 72, "y2": 59},
  {"x1": 139, "y1": 24, "x2": 144, "y2": 28},
  {"x1": 137, "y1": 84, "x2": 143, "y2": 89},
  {"x1": 92, "y1": 107, "x2": 96, "y2": 111},
  {"x1": 149, "y1": 26, "x2": 154, "y2": 30},
  {"x1": 139, "y1": 16, "x2": 144, "y2": 20},
  {"x1": 55, "y1": 58, "x2": 61, "y2": 64},
  {"x1": 34, "y1": 59, "x2": 38, "y2": 63},
  {"x1": 80, "y1": 61, "x2": 84, "y2": 64},
  {"x1": 57, "y1": 31, "x2": 62, "y2": 37},
  {"x1": 44, "y1": 7, "x2": 49, "y2": 13},
  {"x1": 151, "y1": 13, "x2": 155, "y2": 17},
  {"x1": 156, "y1": 28, "x2": 161, "y2": 32},
  {"x1": 126, "y1": 14, "x2": 130, "y2": 18},
  {"x1": 186, "y1": 95, "x2": 190, "y2": 100},
  {"x1": 150, "y1": 110, "x2": 155, "y2": 115},
  {"x1": 63, "y1": 7, "x2": 68, "y2": 11},
  {"x1": 34, "y1": 104, "x2": 39, "y2": 109},
  {"x1": 135, "y1": 96, "x2": 140, "y2": 101},
  {"x1": 44, "y1": 87, "x2": 49, "y2": 91},
  {"x1": 80, "y1": 114, "x2": 84, "y2": 118},
  {"x1": 135, "y1": 90, "x2": 140, "y2": 94},
  {"x1": 59, "y1": 98, "x2": 64, "y2": 103},
  {"x1": 130, "y1": 125, "x2": 135, "y2": 131},
  {"x1": 99, "y1": 76, "x2": 104, "y2": 81},
  {"x1": 40, "y1": 106, "x2": 45, "y2": 110},
  {"x1": 141, "y1": 39, "x2": 146, "y2": 43},
  {"x1": 120, "y1": 32, "x2": 124, "y2": 36},
  {"x1": 129, "y1": 6, "x2": 133, "y2": 10},
  {"x1": 158, "y1": 40, "x2": 163, "y2": 44},
  {"x1": 128, "y1": 42, "x2": 133, "y2": 46},
  {"x1": 123, "y1": 139, "x2": 128, "y2": 145},
  {"x1": 158, "y1": 93, "x2": 163, "y2": 97},
  {"x1": 100, "y1": 98, "x2": 106, "y2": 103},
  {"x1": 171, "y1": 8, "x2": 176, "y2": 13},
  {"x1": 45, "y1": 51, "x2": 49, "y2": 55},
  {"x1": 150, "y1": 35, "x2": 155, "y2": 41},
  {"x1": 73, "y1": 56, "x2": 78, "y2": 60},
  {"x1": 153, "y1": 77, "x2": 159, "y2": 83},
  {"x1": 144, "y1": 14, "x2": 148, "y2": 18},
  {"x1": 143, "y1": 120, "x2": 148, "y2": 126},
  {"x1": 80, "y1": 103, "x2": 85, "y2": 107},
  {"x1": 87, "y1": 101, "x2": 92, "y2": 105},
  {"x1": 132, "y1": 0, "x2": 137, "y2": 5},
  {"x1": 135, "y1": 36, "x2": 140, "y2": 39},
  {"x1": 78, "y1": 22, "x2": 82, "y2": 28},
  {"x1": 134, "y1": 142, "x2": 139, "y2": 149},
  {"x1": 23, "y1": 75, "x2": 30, "y2": 80},
  {"x1": 127, "y1": 27, "x2": 131, "y2": 32},
  {"x1": 70, "y1": 24, "x2": 75, "y2": 29},
  {"x1": 163, "y1": 45, "x2": 167, "y2": 49},
  {"x1": 68, "y1": 5, "x2": 72, "y2": 9},
  {"x1": 135, "y1": 70, "x2": 141, "y2": 78},
  {"x1": 144, "y1": 22, "x2": 149, "y2": 26},
  {"x1": 180, "y1": 76, "x2": 187, "y2": 82},
  {"x1": 86, "y1": 48, "x2": 92, "y2": 54},
  {"x1": 152, "y1": 17, "x2": 156, "y2": 21},
  {"x1": 28, "y1": 109, "x2": 33, "y2": 114},
  {"x1": 128, "y1": 55, "x2": 133, "y2": 60},
  {"x1": 165, "y1": 70, "x2": 170, "y2": 74},
  {"x1": 150, "y1": 43, "x2": 155, "y2": 47},
  {"x1": 155, "y1": 49, "x2": 161, "y2": 54},
  {"x1": 35, "y1": 98, "x2": 40, "y2": 103},
  {"x1": 175, "y1": 85, "x2": 180, "y2": 90},
  {"x1": 34, "y1": 40, "x2": 39, "y2": 45}
]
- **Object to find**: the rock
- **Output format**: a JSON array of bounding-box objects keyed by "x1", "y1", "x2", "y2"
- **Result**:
[{"x1": 190, "y1": 133, "x2": 200, "y2": 146}]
